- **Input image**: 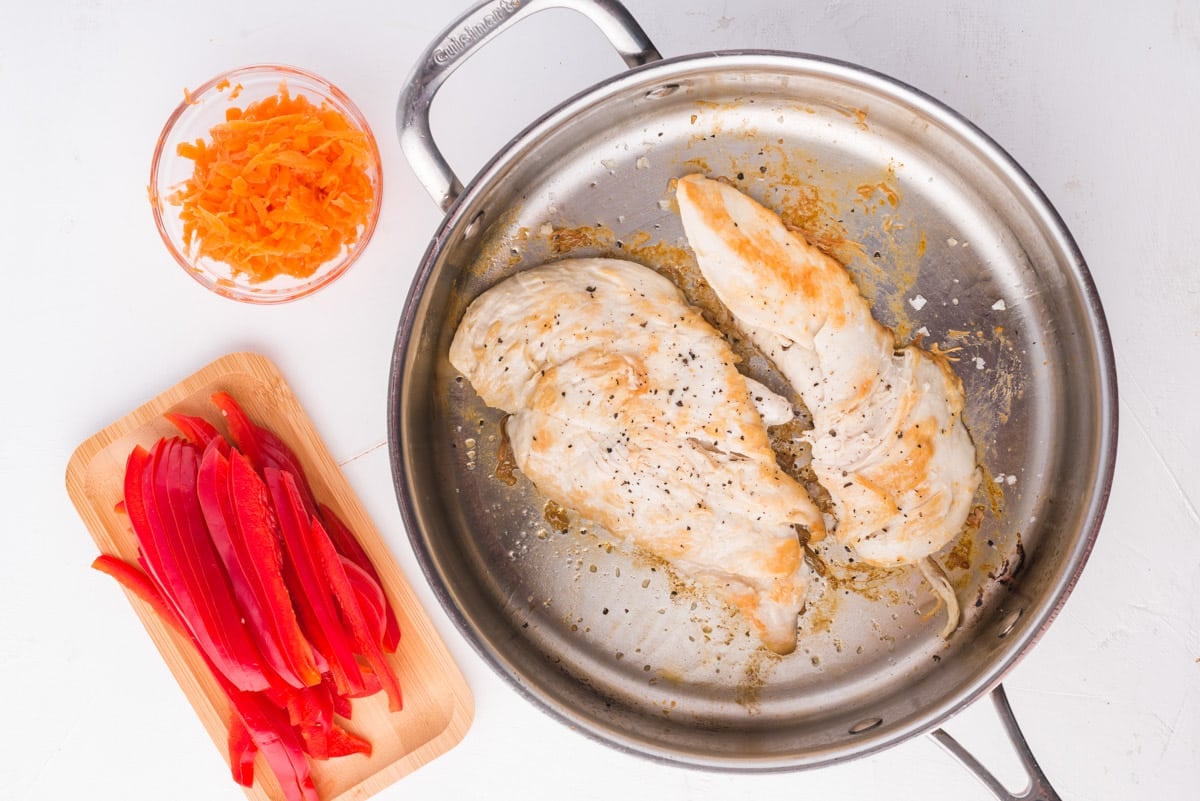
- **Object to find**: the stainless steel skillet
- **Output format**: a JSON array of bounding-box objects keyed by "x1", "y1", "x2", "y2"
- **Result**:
[{"x1": 388, "y1": 2, "x2": 1118, "y2": 798}]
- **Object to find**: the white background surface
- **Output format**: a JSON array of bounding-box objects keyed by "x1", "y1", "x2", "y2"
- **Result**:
[{"x1": 2, "y1": 1, "x2": 1197, "y2": 799}]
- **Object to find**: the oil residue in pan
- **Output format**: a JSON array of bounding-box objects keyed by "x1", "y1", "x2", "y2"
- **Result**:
[{"x1": 440, "y1": 95, "x2": 1032, "y2": 723}]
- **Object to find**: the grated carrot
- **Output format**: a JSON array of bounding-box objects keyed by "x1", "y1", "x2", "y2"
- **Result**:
[{"x1": 169, "y1": 82, "x2": 376, "y2": 283}]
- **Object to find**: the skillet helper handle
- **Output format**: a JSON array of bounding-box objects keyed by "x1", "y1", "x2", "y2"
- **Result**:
[
  {"x1": 931, "y1": 684, "x2": 1062, "y2": 801},
  {"x1": 397, "y1": 0, "x2": 662, "y2": 211}
]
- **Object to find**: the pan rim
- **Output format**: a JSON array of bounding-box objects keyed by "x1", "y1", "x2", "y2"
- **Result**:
[{"x1": 388, "y1": 48, "x2": 1119, "y2": 770}]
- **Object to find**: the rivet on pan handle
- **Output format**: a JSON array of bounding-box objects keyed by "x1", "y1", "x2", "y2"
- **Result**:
[
  {"x1": 397, "y1": 0, "x2": 662, "y2": 211},
  {"x1": 931, "y1": 684, "x2": 1063, "y2": 801}
]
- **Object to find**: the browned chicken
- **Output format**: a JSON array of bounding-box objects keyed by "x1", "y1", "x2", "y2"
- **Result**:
[
  {"x1": 676, "y1": 175, "x2": 981, "y2": 636},
  {"x1": 450, "y1": 257, "x2": 825, "y2": 653}
]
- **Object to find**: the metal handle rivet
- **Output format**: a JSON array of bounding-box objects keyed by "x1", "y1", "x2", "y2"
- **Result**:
[
  {"x1": 997, "y1": 608, "x2": 1023, "y2": 638},
  {"x1": 463, "y1": 210, "x2": 486, "y2": 240},
  {"x1": 645, "y1": 84, "x2": 680, "y2": 99},
  {"x1": 849, "y1": 716, "x2": 883, "y2": 734}
]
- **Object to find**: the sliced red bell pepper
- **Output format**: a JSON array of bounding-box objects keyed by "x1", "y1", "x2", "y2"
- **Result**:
[
  {"x1": 289, "y1": 674, "x2": 338, "y2": 727},
  {"x1": 258, "y1": 434, "x2": 312, "y2": 503},
  {"x1": 164, "y1": 411, "x2": 223, "y2": 450},
  {"x1": 210, "y1": 391, "x2": 403, "y2": 654},
  {"x1": 210, "y1": 391, "x2": 304, "y2": 478},
  {"x1": 341, "y1": 557, "x2": 386, "y2": 648},
  {"x1": 264, "y1": 467, "x2": 366, "y2": 697},
  {"x1": 210, "y1": 392, "x2": 270, "y2": 476},
  {"x1": 197, "y1": 441, "x2": 283, "y2": 679},
  {"x1": 270, "y1": 552, "x2": 341, "y2": 697},
  {"x1": 288, "y1": 679, "x2": 335, "y2": 758},
  {"x1": 229, "y1": 688, "x2": 318, "y2": 801},
  {"x1": 288, "y1": 678, "x2": 373, "y2": 760},
  {"x1": 104, "y1": 399, "x2": 405, "y2": 798},
  {"x1": 93, "y1": 554, "x2": 316, "y2": 801},
  {"x1": 326, "y1": 724, "x2": 372, "y2": 758},
  {"x1": 146, "y1": 437, "x2": 267, "y2": 692},
  {"x1": 92, "y1": 553, "x2": 184, "y2": 633},
  {"x1": 228, "y1": 716, "x2": 257, "y2": 787},
  {"x1": 197, "y1": 440, "x2": 321, "y2": 689},
  {"x1": 307, "y1": 515, "x2": 403, "y2": 712},
  {"x1": 212, "y1": 391, "x2": 318, "y2": 517},
  {"x1": 319, "y1": 502, "x2": 402, "y2": 653},
  {"x1": 225, "y1": 445, "x2": 324, "y2": 688},
  {"x1": 348, "y1": 660, "x2": 383, "y2": 700},
  {"x1": 226, "y1": 448, "x2": 324, "y2": 685},
  {"x1": 331, "y1": 684, "x2": 353, "y2": 719},
  {"x1": 123, "y1": 446, "x2": 173, "y2": 605}
]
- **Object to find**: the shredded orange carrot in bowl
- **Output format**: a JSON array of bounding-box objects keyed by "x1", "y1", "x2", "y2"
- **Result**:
[{"x1": 168, "y1": 82, "x2": 377, "y2": 283}]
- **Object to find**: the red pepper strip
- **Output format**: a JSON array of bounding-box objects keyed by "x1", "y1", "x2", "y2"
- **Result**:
[
  {"x1": 319, "y1": 502, "x2": 402, "y2": 653},
  {"x1": 169, "y1": 439, "x2": 271, "y2": 690},
  {"x1": 210, "y1": 392, "x2": 268, "y2": 476},
  {"x1": 210, "y1": 391, "x2": 311, "y2": 500},
  {"x1": 198, "y1": 440, "x2": 286, "y2": 683},
  {"x1": 326, "y1": 723, "x2": 372, "y2": 758},
  {"x1": 91, "y1": 554, "x2": 183, "y2": 631},
  {"x1": 349, "y1": 660, "x2": 383, "y2": 699},
  {"x1": 228, "y1": 716, "x2": 257, "y2": 787},
  {"x1": 197, "y1": 441, "x2": 320, "y2": 689},
  {"x1": 225, "y1": 446, "x2": 324, "y2": 687},
  {"x1": 91, "y1": 554, "x2": 316, "y2": 801},
  {"x1": 342, "y1": 557, "x2": 386, "y2": 648},
  {"x1": 164, "y1": 412, "x2": 223, "y2": 450},
  {"x1": 94, "y1": 556, "x2": 299, "y2": 714},
  {"x1": 280, "y1": 565, "x2": 336, "y2": 684},
  {"x1": 211, "y1": 392, "x2": 324, "y2": 552},
  {"x1": 331, "y1": 684, "x2": 353, "y2": 719},
  {"x1": 122, "y1": 448, "x2": 249, "y2": 696},
  {"x1": 308, "y1": 515, "x2": 403, "y2": 712},
  {"x1": 285, "y1": 679, "x2": 332, "y2": 729},
  {"x1": 264, "y1": 467, "x2": 366, "y2": 696},
  {"x1": 259, "y1": 435, "x2": 312, "y2": 503},
  {"x1": 289, "y1": 680, "x2": 335, "y2": 758},
  {"x1": 230, "y1": 689, "x2": 319, "y2": 801},
  {"x1": 131, "y1": 441, "x2": 241, "y2": 685},
  {"x1": 208, "y1": 391, "x2": 402, "y2": 654},
  {"x1": 278, "y1": 583, "x2": 347, "y2": 696},
  {"x1": 123, "y1": 446, "x2": 175, "y2": 610},
  {"x1": 153, "y1": 438, "x2": 269, "y2": 692},
  {"x1": 270, "y1": 534, "x2": 342, "y2": 696}
]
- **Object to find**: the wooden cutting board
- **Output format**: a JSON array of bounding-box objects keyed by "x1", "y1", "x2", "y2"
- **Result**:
[{"x1": 66, "y1": 352, "x2": 473, "y2": 801}]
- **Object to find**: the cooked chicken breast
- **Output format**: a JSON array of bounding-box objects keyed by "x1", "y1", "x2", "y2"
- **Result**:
[
  {"x1": 676, "y1": 175, "x2": 981, "y2": 570},
  {"x1": 449, "y1": 257, "x2": 825, "y2": 654}
]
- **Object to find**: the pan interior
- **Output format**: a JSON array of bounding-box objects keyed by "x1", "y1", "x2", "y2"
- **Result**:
[{"x1": 394, "y1": 54, "x2": 1111, "y2": 768}]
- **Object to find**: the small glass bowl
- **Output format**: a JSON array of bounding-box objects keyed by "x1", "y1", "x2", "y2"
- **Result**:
[{"x1": 149, "y1": 65, "x2": 382, "y2": 304}]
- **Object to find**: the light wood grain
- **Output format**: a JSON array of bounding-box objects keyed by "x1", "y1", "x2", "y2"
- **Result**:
[{"x1": 65, "y1": 352, "x2": 473, "y2": 801}]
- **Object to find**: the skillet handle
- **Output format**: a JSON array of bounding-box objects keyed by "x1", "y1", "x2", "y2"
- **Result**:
[
  {"x1": 930, "y1": 684, "x2": 1062, "y2": 801},
  {"x1": 397, "y1": 0, "x2": 662, "y2": 211}
]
